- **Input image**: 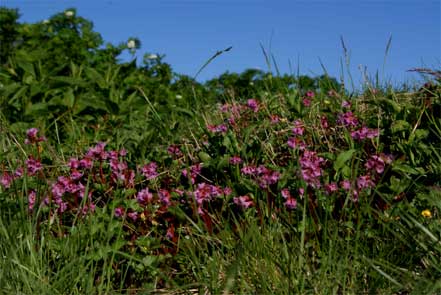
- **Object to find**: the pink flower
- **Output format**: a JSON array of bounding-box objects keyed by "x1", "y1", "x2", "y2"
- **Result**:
[
  {"x1": 58, "y1": 201, "x2": 68, "y2": 213},
  {"x1": 81, "y1": 203, "x2": 96, "y2": 216},
  {"x1": 340, "y1": 180, "x2": 352, "y2": 191},
  {"x1": 26, "y1": 156, "x2": 43, "y2": 175},
  {"x1": 292, "y1": 119, "x2": 305, "y2": 136},
  {"x1": 0, "y1": 172, "x2": 13, "y2": 189},
  {"x1": 142, "y1": 162, "x2": 158, "y2": 180},
  {"x1": 302, "y1": 98, "x2": 312, "y2": 107},
  {"x1": 14, "y1": 167, "x2": 23, "y2": 178},
  {"x1": 26, "y1": 128, "x2": 38, "y2": 139},
  {"x1": 137, "y1": 188, "x2": 153, "y2": 205},
  {"x1": 28, "y1": 190, "x2": 36, "y2": 211},
  {"x1": 365, "y1": 155, "x2": 385, "y2": 174},
  {"x1": 287, "y1": 137, "x2": 306, "y2": 150},
  {"x1": 284, "y1": 197, "x2": 297, "y2": 210},
  {"x1": 114, "y1": 207, "x2": 124, "y2": 217},
  {"x1": 338, "y1": 112, "x2": 359, "y2": 127},
  {"x1": 69, "y1": 158, "x2": 80, "y2": 170},
  {"x1": 299, "y1": 150, "x2": 325, "y2": 188},
  {"x1": 223, "y1": 187, "x2": 232, "y2": 196},
  {"x1": 79, "y1": 157, "x2": 93, "y2": 169},
  {"x1": 233, "y1": 195, "x2": 254, "y2": 209},
  {"x1": 281, "y1": 188, "x2": 291, "y2": 199},
  {"x1": 127, "y1": 212, "x2": 138, "y2": 221},
  {"x1": 325, "y1": 182, "x2": 338, "y2": 194},
  {"x1": 341, "y1": 100, "x2": 351, "y2": 108},
  {"x1": 119, "y1": 149, "x2": 127, "y2": 157},
  {"x1": 207, "y1": 124, "x2": 228, "y2": 134},
  {"x1": 247, "y1": 99, "x2": 259, "y2": 112},
  {"x1": 159, "y1": 189, "x2": 171, "y2": 206},
  {"x1": 167, "y1": 145, "x2": 183, "y2": 157},
  {"x1": 351, "y1": 126, "x2": 379, "y2": 140},
  {"x1": 258, "y1": 169, "x2": 280, "y2": 189},
  {"x1": 357, "y1": 175, "x2": 375, "y2": 190},
  {"x1": 241, "y1": 165, "x2": 257, "y2": 175},
  {"x1": 306, "y1": 91, "x2": 315, "y2": 97},
  {"x1": 86, "y1": 142, "x2": 107, "y2": 160},
  {"x1": 192, "y1": 183, "x2": 223, "y2": 205},
  {"x1": 25, "y1": 128, "x2": 46, "y2": 145},
  {"x1": 182, "y1": 163, "x2": 202, "y2": 184},
  {"x1": 229, "y1": 156, "x2": 243, "y2": 165}
]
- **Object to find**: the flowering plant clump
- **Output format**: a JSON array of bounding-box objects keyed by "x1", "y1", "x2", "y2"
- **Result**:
[
  {"x1": 0, "y1": 92, "x2": 402, "y2": 244},
  {"x1": 1, "y1": 80, "x2": 439, "y2": 292}
]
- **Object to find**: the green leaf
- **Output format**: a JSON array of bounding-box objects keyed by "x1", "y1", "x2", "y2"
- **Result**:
[
  {"x1": 334, "y1": 149, "x2": 356, "y2": 171},
  {"x1": 392, "y1": 163, "x2": 425, "y2": 176},
  {"x1": 50, "y1": 76, "x2": 88, "y2": 87},
  {"x1": 25, "y1": 102, "x2": 48, "y2": 117},
  {"x1": 391, "y1": 120, "x2": 411, "y2": 133},
  {"x1": 198, "y1": 151, "x2": 212, "y2": 163},
  {"x1": 64, "y1": 88, "x2": 75, "y2": 108}
]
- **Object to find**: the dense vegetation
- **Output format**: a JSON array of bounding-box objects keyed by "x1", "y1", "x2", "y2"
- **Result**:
[{"x1": 1, "y1": 7, "x2": 440, "y2": 294}]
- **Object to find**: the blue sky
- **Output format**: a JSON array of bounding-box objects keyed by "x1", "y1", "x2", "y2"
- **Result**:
[{"x1": 3, "y1": 0, "x2": 440, "y2": 89}]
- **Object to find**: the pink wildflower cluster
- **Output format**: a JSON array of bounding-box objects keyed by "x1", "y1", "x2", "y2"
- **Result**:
[
  {"x1": 246, "y1": 99, "x2": 259, "y2": 112},
  {"x1": 182, "y1": 163, "x2": 202, "y2": 184},
  {"x1": 108, "y1": 152, "x2": 135, "y2": 187},
  {"x1": 1, "y1": 165, "x2": 24, "y2": 189},
  {"x1": 0, "y1": 172, "x2": 14, "y2": 189},
  {"x1": 241, "y1": 164, "x2": 280, "y2": 189},
  {"x1": 337, "y1": 111, "x2": 359, "y2": 127},
  {"x1": 292, "y1": 119, "x2": 305, "y2": 136},
  {"x1": 229, "y1": 155, "x2": 243, "y2": 165},
  {"x1": 365, "y1": 153, "x2": 393, "y2": 174},
  {"x1": 51, "y1": 174, "x2": 94, "y2": 214},
  {"x1": 324, "y1": 182, "x2": 338, "y2": 195},
  {"x1": 141, "y1": 162, "x2": 159, "y2": 180},
  {"x1": 287, "y1": 137, "x2": 307, "y2": 150},
  {"x1": 191, "y1": 182, "x2": 224, "y2": 206},
  {"x1": 281, "y1": 188, "x2": 297, "y2": 210},
  {"x1": 167, "y1": 145, "x2": 183, "y2": 158},
  {"x1": 351, "y1": 126, "x2": 379, "y2": 141},
  {"x1": 137, "y1": 188, "x2": 153, "y2": 205},
  {"x1": 25, "y1": 128, "x2": 46, "y2": 145},
  {"x1": 86, "y1": 142, "x2": 108, "y2": 161},
  {"x1": 28, "y1": 190, "x2": 37, "y2": 211},
  {"x1": 341, "y1": 100, "x2": 352, "y2": 108},
  {"x1": 299, "y1": 150, "x2": 325, "y2": 188},
  {"x1": 338, "y1": 174, "x2": 376, "y2": 202},
  {"x1": 287, "y1": 119, "x2": 307, "y2": 150},
  {"x1": 303, "y1": 91, "x2": 315, "y2": 107},
  {"x1": 233, "y1": 195, "x2": 254, "y2": 209},
  {"x1": 207, "y1": 123, "x2": 228, "y2": 134},
  {"x1": 26, "y1": 156, "x2": 43, "y2": 176}
]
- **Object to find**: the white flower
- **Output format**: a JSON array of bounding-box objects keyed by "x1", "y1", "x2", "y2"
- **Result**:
[
  {"x1": 176, "y1": 95, "x2": 182, "y2": 99},
  {"x1": 42, "y1": 19, "x2": 50, "y2": 24},
  {"x1": 127, "y1": 40, "x2": 136, "y2": 49},
  {"x1": 64, "y1": 10, "x2": 74, "y2": 17},
  {"x1": 147, "y1": 54, "x2": 158, "y2": 59}
]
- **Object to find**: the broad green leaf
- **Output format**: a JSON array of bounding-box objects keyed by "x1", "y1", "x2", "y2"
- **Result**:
[{"x1": 334, "y1": 149, "x2": 356, "y2": 171}]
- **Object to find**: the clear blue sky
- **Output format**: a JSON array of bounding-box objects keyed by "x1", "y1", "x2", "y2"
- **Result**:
[{"x1": 3, "y1": 0, "x2": 440, "y2": 89}]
